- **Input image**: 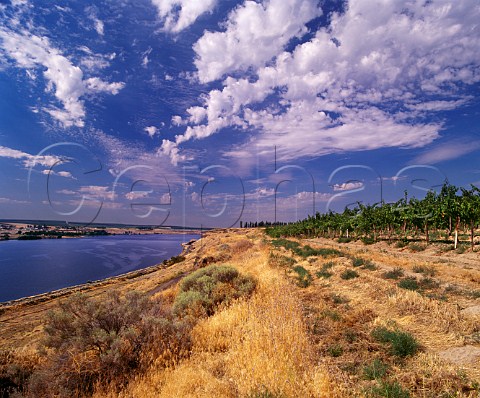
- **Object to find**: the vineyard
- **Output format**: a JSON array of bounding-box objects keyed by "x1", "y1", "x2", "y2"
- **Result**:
[{"x1": 265, "y1": 183, "x2": 480, "y2": 250}]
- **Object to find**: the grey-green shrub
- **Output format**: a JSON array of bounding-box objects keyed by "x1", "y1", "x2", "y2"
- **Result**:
[
  {"x1": 173, "y1": 265, "x2": 256, "y2": 317},
  {"x1": 29, "y1": 291, "x2": 191, "y2": 397}
]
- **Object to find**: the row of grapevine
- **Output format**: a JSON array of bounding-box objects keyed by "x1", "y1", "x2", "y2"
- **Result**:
[{"x1": 263, "y1": 183, "x2": 480, "y2": 250}]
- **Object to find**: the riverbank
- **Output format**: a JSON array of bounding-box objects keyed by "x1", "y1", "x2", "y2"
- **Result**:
[{"x1": 0, "y1": 221, "x2": 203, "y2": 241}]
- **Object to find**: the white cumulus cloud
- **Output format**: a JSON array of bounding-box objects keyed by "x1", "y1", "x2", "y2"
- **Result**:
[
  {"x1": 151, "y1": 0, "x2": 217, "y2": 33},
  {"x1": 144, "y1": 126, "x2": 159, "y2": 138},
  {"x1": 194, "y1": 0, "x2": 321, "y2": 83},
  {"x1": 0, "y1": 28, "x2": 125, "y2": 127}
]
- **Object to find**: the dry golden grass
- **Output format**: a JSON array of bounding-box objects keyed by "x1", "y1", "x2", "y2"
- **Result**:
[{"x1": 93, "y1": 231, "x2": 333, "y2": 398}]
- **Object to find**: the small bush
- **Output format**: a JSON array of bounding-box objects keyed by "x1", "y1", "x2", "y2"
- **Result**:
[
  {"x1": 323, "y1": 261, "x2": 335, "y2": 269},
  {"x1": 412, "y1": 264, "x2": 436, "y2": 276},
  {"x1": 341, "y1": 269, "x2": 359, "y2": 280},
  {"x1": 363, "y1": 359, "x2": 388, "y2": 380},
  {"x1": 362, "y1": 237, "x2": 375, "y2": 245},
  {"x1": 269, "y1": 253, "x2": 296, "y2": 268},
  {"x1": 327, "y1": 344, "x2": 343, "y2": 357},
  {"x1": 231, "y1": 239, "x2": 254, "y2": 253},
  {"x1": 397, "y1": 277, "x2": 419, "y2": 291},
  {"x1": 409, "y1": 243, "x2": 426, "y2": 252},
  {"x1": 456, "y1": 245, "x2": 467, "y2": 254},
  {"x1": 316, "y1": 269, "x2": 333, "y2": 279},
  {"x1": 174, "y1": 265, "x2": 257, "y2": 317},
  {"x1": 344, "y1": 330, "x2": 357, "y2": 343},
  {"x1": 395, "y1": 240, "x2": 409, "y2": 248},
  {"x1": 338, "y1": 237, "x2": 352, "y2": 243},
  {"x1": 468, "y1": 290, "x2": 480, "y2": 299},
  {"x1": 316, "y1": 262, "x2": 335, "y2": 279},
  {"x1": 331, "y1": 293, "x2": 349, "y2": 304},
  {"x1": 367, "y1": 380, "x2": 410, "y2": 398},
  {"x1": 372, "y1": 327, "x2": 419, "y2": 358},
  {"x1": 271, "y1": 239, "x2": 300, "y2": 251},
  {"x1": 320, "y1": 309, "x2": 341, "y2": 321},
  {"x1": 419, "y1": 277, "x2": 439, "y2": 290},
  {"x1": 362, "y1": 261, "x2": 378, "y2": 271},
  {"x1": 352, "y1": 257, "x2": 365, "y2": 267},
  {"x1": 383, "y1": 268, "x2": 404, "y2": 280},
  {"x1": 292, "y1": 265, "x2": 313, "y2": 287}
]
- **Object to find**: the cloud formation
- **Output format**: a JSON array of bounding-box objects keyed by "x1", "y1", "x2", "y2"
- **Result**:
[
  {"x1": 0, "y1": 28, "x2": 124, "y2": 127},
  {"x1": 0, "y1": 145, "x2": 62, "y2": 168},
  {"x1": 194, "y1": 0, "x2": 321, "y2": 83},
  {"x1": 144, "y1": 126, "x2": 159, "y2": 138},
  {"x1": 164, "y1": 0, "x2": 480, "y2": 166},
  {"x1": 151, "y1": 0, "x2": 217, "y2": 33},
  {"x1": 412, "y1": 140, "x2": 480, "y2": 165}
]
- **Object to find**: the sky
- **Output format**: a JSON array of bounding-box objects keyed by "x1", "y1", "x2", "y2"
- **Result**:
[{"x1": 0, "y1": 0, "x2": 479, "y2": 228}]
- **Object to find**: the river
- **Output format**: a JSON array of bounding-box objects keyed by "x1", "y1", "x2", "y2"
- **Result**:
[{"x1": 0, "y1": 233, "x2": 199, "y2": 302}]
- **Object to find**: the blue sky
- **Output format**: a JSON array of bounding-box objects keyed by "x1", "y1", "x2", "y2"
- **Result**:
[{"x1": 0, "y1": 0, "x2": 479, "y2": 228}]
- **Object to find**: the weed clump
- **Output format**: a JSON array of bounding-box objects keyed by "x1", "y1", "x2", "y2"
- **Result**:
[
  {"x1": 321, "y1": 309, "x2": 341, "y2": 321},
  {"x1": 409, "y1": 243, "x2": 426, "y2": 252},
  {"x1": 338, "y1": 237, "x2": 352, "y2": 243},
  {"x1": 293, "y1": 245, "x2": 342, "y2": 258},
  {"x1": 372, "y1": 327, "x2": 419, "y2": 358},
  {"x1": 271, "y1": 239, "x2": 300, "y2": 251},
  {"x1": 383, "y1": 267, "x2": 404, "y2": 280},
  {"x1": 292, "y1": 266, "x2": 313, "y2": 288},
  {"x1": 397, "y1": 277, "x2": 419, "y2": 291},
  {"x1": 247, "y1": 386, "x2": 284, "y2": 398},
  {"x1": 316, "y1": 262, "x2": 335, "y2": 279},
  {"x1": 419, "y1": 277, "x2": 439, "y2": 290},
  {"x1": 341, "y1": 269, "x2": 359, "y2": 280},
  {"x1": 268, "y1": 253, "x2": 296, "y2": 268},
  {"x1": 327, "y1": 344, "x2": 343, "y2": 357},
  {"x1": 330, "y1": 293, "x2": 349, "y2": 304},
  {"x1": 363, "y1": 359, "x2": 388, "y2": 380},
  {"x1": 367, "y1": 380, "x2": 410, "y2": 397},
  {"x1": 316, "y1": 269, "x2": 333, "y2": 279},
  {"x1": 173, "y1": 265, "x2": 257, "y2": 317},
  {"x1": 395, "y1": 240, "x2": 409, "y2": 248},
  {"x1": 352, "y1": 257, "x2": 365, "y2": 267},
  {"x1": 412, "y1": 264, "x2": 436, "y2": 277}
]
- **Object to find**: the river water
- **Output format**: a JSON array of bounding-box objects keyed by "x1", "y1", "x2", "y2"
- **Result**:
[{"x1": 0, "y1": 233, "x2": 199, "y2": 302}]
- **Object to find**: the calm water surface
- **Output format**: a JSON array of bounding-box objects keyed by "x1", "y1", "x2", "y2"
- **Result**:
[{"x1": 0, "y1": 234, "x2": 199, "y2": 302}]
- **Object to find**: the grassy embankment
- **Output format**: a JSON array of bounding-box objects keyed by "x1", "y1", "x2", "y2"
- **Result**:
[{"x1": 2, "y1": 229, "x2": 480, "y2": 397}]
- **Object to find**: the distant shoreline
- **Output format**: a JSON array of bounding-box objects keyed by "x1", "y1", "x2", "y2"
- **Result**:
[{"x1": 0, "y1": 221, "x2": 205, "y2": 241}]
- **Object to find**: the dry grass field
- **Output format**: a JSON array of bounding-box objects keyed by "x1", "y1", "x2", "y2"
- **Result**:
[{"x1": 1, "y1": 229, "x2": 479, "y2": 397}]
